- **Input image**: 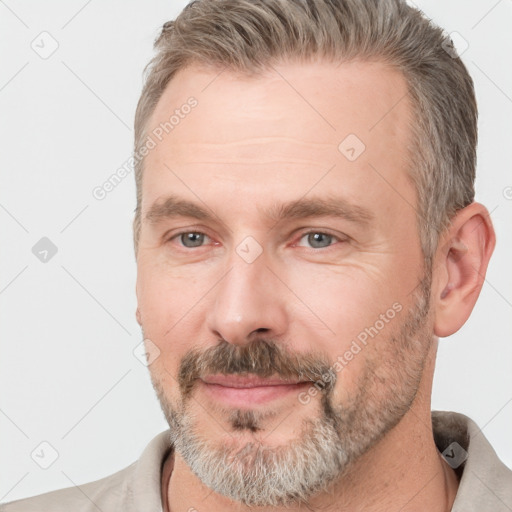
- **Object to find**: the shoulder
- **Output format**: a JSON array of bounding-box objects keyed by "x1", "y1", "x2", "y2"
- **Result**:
[
  {"x1": 433, "y1": 410, "x2": 512, "y2": 512},
  {"x1": 0, "y1": 463, "x2": 136, "y2": 512},
  {"x1": 1, "y1": 429, "x2": 172, "y2": 512}
]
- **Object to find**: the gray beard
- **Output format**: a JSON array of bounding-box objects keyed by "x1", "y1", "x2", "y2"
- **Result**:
[{"x1": 148, "y1": 274, "x2": 432, "y2": 506}]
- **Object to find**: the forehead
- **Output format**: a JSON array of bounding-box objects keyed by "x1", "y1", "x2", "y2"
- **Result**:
[
  {"x1": 141, "y1": 60, "x2": 414, "y2": 221},
  {"x1": 148, "y1": 59, "x2": 411, "y2": 143}
]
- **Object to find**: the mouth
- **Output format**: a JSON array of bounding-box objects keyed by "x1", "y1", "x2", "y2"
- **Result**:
[{"x1": 199, "y1": 374, "x2": 311, "y2": 407}]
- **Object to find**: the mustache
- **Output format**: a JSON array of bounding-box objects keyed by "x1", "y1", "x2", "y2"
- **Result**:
[{"x1": 178, "y1": 339, "x2": 335, "y2": 397}]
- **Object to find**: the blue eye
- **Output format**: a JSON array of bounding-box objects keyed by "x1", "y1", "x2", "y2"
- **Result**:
[
  {"x1": 298, "y1": 232, "x2": 337, "y2": 249},
  {"x1": 178, "y1": 232, "x2": 208, "y2": 248}
]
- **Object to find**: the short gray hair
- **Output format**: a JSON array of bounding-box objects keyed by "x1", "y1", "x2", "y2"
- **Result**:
[{"x1": 133, "y1": 0, "x2": 477, "y2": 265}]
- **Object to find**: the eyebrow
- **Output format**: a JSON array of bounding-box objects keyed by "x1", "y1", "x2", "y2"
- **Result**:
[
  {"x1": 262, "y1": 196, "x2": 374, "y2": 225},
  {"x1": 144, "y1": 194, "x2": 374, "y2": 226},
  {"x1": 145, "y1": 196, "x2": 212, "y2": 224}
]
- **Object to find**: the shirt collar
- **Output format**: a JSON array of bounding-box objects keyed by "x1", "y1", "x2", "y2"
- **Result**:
[
  {"x1": 129, "y1": 430, "x2": 173, "y2": 512},
  {"x1": 129, "y1": 411, "x2": 511, "y2": 511}
]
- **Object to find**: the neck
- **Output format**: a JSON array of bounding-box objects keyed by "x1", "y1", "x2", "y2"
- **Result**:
[{"x1": 166, "y1": 341, "x2": 459, "y2": 512}]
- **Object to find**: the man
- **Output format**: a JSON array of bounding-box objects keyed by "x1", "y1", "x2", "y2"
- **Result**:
[{"x1": 3, "y1": 0, "x2": 511, "y2": 510}]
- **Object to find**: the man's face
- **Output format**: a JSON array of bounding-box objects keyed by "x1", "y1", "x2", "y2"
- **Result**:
[{"x1": 135, "y1": 61, "x2": 433, "y2": 505}]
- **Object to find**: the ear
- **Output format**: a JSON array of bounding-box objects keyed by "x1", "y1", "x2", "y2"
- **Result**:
[
  {"x1": 136, "y1": 307, "x2": 142, "y2": 326},
  {"x1": 432, "y1": 202, "x2": 496, "y2": 337}
]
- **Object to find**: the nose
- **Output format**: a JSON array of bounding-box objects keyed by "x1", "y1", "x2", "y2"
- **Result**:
[{"x1": 205, "y1": 250, "x2": 288, "y2": 346}]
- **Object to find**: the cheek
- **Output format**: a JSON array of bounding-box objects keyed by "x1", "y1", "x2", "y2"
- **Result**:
[
  {"x1": 137, "y1": 260, "x2": 208, "y2": 331},
  {"x1": 283, "y1": 263, "x2": 400, "y2": 341},
  {"x1": 281, "y1": 264, "x2": 408, "y2": 390},
  {"x1": 136, "y1": 266, "x2": 207, "y2": 377}
]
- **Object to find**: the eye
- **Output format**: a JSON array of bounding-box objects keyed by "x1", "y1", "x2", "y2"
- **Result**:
[
  {"x1": 296, "y1": 231, "x2": 341, "y2": 249},
  {"x1": 174, "y1": 232, "x2": 210, "y2": 248}
]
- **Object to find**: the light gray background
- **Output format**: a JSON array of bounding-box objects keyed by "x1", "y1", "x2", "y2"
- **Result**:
[{"x1": 1, "y1": 0, "x2": 511, "y2": 502}]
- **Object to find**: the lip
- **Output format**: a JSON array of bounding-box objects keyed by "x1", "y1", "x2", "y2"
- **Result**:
[{"x1": 199, "y1": 374, "x2": 310, "y2": 406}]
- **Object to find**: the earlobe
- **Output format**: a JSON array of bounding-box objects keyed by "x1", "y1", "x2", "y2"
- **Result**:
[{"x1": 433, "y1": 203, "x2": 496, "y2": 338}]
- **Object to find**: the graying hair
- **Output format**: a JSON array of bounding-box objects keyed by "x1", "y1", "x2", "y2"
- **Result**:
[
  {"x1": 149, "y1": 269, "x2": 433, "y2": 505},
  {"x1": 133, "y1": 0, "x2": 477, "y2": 265}
]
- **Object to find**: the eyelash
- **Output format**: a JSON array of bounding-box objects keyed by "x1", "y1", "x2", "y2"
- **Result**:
[
  {"x1": 167, "y1": 229, "x2": 346, "y2": 251},
  {"x1": 294, "y1": 229, "x2": 346, "y2": 249}
]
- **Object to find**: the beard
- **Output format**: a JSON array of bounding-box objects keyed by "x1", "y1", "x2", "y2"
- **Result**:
[{"x1": 146, "y1": 272, "x2": 432, "y2": 507}]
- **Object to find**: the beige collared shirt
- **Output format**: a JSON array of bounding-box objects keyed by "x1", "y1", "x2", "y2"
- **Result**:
[{"x1": 2, "y1": 411, "x2": 511, "y2": 512}]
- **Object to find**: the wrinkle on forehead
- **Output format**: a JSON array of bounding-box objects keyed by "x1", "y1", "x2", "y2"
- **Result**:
[
  {"x1": 166, "y1": 137, "x2": 337, "y2": 166},
  {"x1": 142, "y1": 60, "x2": 415, "y2": 224}
]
